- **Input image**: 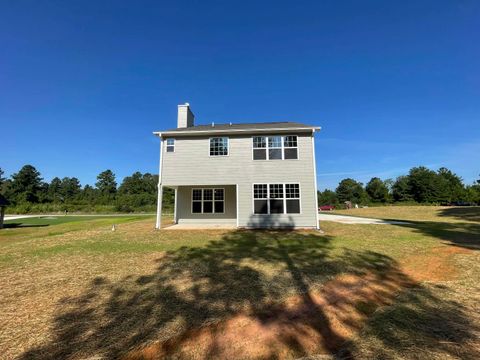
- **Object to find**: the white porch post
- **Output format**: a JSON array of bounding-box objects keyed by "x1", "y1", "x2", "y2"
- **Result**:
[
  {"x1": 155, "y1": 137, "x2": 164, "y2": 229},
  {"x1": 236, "y1": 184, "x2": 239, "y2": 228},
  {"x1": 156, "y1": 184, "x2": 163, "y2": 229},
  {"x1": 311, "y1": 130, "x2": 320, "y2": 230},
  {"x1": 173, "y1": 188, "x2": 178, "y2": 224}
]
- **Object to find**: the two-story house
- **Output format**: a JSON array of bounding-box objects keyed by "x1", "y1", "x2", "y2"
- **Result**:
[{"x1": 154, "y1": 103, "x2": 321, "y2": 229}]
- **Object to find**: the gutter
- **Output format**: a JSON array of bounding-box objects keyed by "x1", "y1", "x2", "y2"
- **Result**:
[{"x1": 153, "y1": 126, "x2": 322, "y2": 137}]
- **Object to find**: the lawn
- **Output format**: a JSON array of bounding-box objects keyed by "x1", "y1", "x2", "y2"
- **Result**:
[{"x1": 0, "y1": 207, "x2": 479, "y2": 359}]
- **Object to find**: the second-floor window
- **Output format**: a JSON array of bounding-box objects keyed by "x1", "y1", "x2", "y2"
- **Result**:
[
  {"x1": 210, "y1": 137, "x2": 229, "y2": 156},
  {"x1": 252, "y1": 135, "x2": 298, "y2": 160},
  {"x1": 166, "y1": 138, "x2": 175, "y2": 152}
]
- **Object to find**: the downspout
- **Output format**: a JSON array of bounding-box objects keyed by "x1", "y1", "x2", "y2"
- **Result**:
[{"x1": 311, "y1": 130, "x2": 320, "y2": 230}]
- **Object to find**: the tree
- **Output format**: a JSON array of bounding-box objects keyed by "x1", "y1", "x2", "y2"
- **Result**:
[
  {"x1": 0, "y1": 167, "x2": 6, "y2": 197},
  {"x1": 115, "y1": 172, "x2": 168, "y2": 212},
  {"x1": 10, "y1": 165, "x2": 43, "y2": 203},
  {"x1": 95, "y1": 170, "x2": 117, "y2": 196},
  {"x1": 48, "y1": 177, "x2": 63, "y2": 203},
  {"x1": 318, "y1": 189, "x2": 338, "y2": 206},
  {"x1": 407, "y1": 166, "x2": 441, "y2": 203},
  {"x1": 365, "y1": 177, "x2": 389, "y2": 203},
  {"x1": 60, "y1": 177, "x2": 82, "y2": 201},
  {"x1": 38, "y1": 182, "x2": 50, "y2": 203},
  {"x1": 392, "y1": 176, "x2": 412, "y2": 202},
  {"x1": 436, "y1": 167, "x2": 465, "y2": 203},
  {"x1": 119, "y1": 172, "x2": 156, "y2": 195},
  {"x1": 81, "y1": 185, "x2": 98, "y2": 204},
  {"x1": 0, "y1": 167, "x2": 4, "y2": 189},
  {"x1": 335, "y1": 178, "x2": 366, "y2": 204}
]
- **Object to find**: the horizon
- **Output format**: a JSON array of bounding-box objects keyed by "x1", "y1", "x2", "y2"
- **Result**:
[{"x1": 2, "y1": 1, "x2": 479, "y2": 190}]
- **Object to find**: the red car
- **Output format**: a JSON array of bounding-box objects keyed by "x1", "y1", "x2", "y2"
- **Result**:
[{"x1": 319, "y1": 205, "x2": 335, "y2": 211}]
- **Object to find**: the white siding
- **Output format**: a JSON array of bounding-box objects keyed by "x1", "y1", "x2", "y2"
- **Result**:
[{"x1": 162, "y1": 133, "x2": 317, "y2": 228}]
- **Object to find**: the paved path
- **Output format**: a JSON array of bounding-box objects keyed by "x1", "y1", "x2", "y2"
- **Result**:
[
  {"x1": 318, "y1": 213, "x2": 409, "y2": 225},
  {"x1": 4, "y1": 215, "x2": 43, "y2": 221}
]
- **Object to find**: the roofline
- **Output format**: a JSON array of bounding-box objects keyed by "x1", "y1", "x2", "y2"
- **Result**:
[{"x1": 153, "y1": 126, "x2": 321, "y2": 137}]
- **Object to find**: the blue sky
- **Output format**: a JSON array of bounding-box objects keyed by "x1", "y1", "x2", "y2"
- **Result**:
[{"x1": 1, "y1": 0, "x2": 479, "y2": 190}]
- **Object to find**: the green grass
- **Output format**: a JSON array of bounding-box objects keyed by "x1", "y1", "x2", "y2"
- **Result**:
[
  {"x1": 0, "y1": 207, "x2": 479, "y2": 359},
  {"x1": 3, "y1": 214, "x2": 154, "y2": 226}
]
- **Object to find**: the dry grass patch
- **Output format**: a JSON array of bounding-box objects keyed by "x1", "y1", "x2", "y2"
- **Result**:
[
  {"x1": 0, "y1": 208, "x2": 479, "y2": 359},
  {"x1": 333, "y1": 205, "x2": 480, "y2": 223}
]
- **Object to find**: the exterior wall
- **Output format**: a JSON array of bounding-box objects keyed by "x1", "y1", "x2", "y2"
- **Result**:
[
  {"x1": 161, "y1": 133, "x2": 318, "y2": 228},
  {"x1": 176, "y1": 185, "x2": 237, "y2": 224}
]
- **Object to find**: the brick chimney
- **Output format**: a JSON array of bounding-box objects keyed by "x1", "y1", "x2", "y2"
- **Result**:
[{"x1": 177, "y1": 103, "x2": 194, "y2": 128}]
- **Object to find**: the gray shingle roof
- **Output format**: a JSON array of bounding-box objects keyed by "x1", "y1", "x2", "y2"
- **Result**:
[{"x1": 158, "y1": 121, "x2": 319, "y2": 135}]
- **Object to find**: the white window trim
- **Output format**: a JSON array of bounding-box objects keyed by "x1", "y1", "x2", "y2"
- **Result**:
[
  {"x1": 209, "y1": 137, "x2": 230, "y2": 157},
  {"x1": 252, "y1": 183, "x2": 302, "y2": 215},
  {"x1": 251, "y1": 135, "x2": 299, "y2": 161},
  {"x1": 165, "y1": 138, "x2": 175, "y2": 153},
  {"x1": 191, "y1": 188, "x2": 226, "y2": 214}
]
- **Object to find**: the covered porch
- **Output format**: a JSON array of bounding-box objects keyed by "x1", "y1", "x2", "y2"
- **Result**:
[{"x1": 156, "y1": 184, "x2": 237, "y2": 229}]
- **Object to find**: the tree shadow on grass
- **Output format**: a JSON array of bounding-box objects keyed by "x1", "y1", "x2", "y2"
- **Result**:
[
  {"x1": 2, "y1": 223, "x2": 49, "y2": 228},
  {"x1": 391, "y1": 220, "x2": 480, "y2": 251},
  {"x1": 20, "y1": 228, "x2": 479, "y2": 359},
  {"x1": 437, "y1": 206, "x2": 480, "y2": 222},
  {"x1": 339, "y1": 283, "x2": 480, "y2": 359}
]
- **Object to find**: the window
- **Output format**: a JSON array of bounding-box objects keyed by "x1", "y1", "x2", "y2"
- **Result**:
[
  {"x1": 268, "y1": 136, "x2": 282, "y2": 160},
  {"x1": 252, "y1": 136, "x2": 267, "y2": 160},
  {"x1": 192, "y1": 188, "x2": 225, "y2": 213},
  {"x1": 285, "y1": 184, "x2": 301, "y2": 213},
  {"x1": 252, "y1": 135, "x2": 298, "y2": 160},
  {"x1": 253, "y1": 183, "x2": 301, "y2": 214},
  {"x1": 284, "y1": 136, "x2": 298, "y2": 159},
  {"x1": 268, "y1": 184, "x2": 284, "y2": 213},
  {"x1": 253, "y1": 184, "x2": 268, "y2": 214},
  {"x1": 210, "y1": 137, "x2": 229, "y2": 156},
  {"x1": 166, "y1": 138, "x2": 175, "y2": 152}
]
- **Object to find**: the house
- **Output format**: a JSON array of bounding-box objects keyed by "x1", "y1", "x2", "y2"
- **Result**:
[{"x1": 153, "y1": 103, "x2": 321, "y2": 229}]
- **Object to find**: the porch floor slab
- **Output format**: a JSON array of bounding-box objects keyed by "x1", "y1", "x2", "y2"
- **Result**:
[{"x1": 164, "y1": 223, "x2": 237, "y2": 230}]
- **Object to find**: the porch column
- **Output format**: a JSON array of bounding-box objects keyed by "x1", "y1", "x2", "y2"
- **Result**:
[
  {"x1": 174, "y1": 188, "x2": 178, "y2": 224},
  {"x1": 156, "y1": 184, "x2": 163, "y2": 229},
  {"x1": 155, "y1": 136, "x2": 164, "y2": 230}
]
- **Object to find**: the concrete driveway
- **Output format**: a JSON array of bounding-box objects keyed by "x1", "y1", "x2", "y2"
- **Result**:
[
  {"x1": 4, "y1": 215, "x2": 43, "y2": 221},
  {"x1": 318, "y1": 213, "x2": 409, "y2": 225}
]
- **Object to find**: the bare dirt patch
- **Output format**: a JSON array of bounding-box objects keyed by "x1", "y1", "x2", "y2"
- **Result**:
[
  {"x1": 124, "y1": 268, "x2": 415, "y2": 360},
  {"x1": 401, "y1": 246, "x2": 473, "y2": 282}
]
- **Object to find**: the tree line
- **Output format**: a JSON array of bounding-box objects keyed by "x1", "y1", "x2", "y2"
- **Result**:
[
  {"x1": 2, "y1": 164, "x2": 479, "y2": 214},
  {"x1": 318, "y1": 166, "x2": 480, "y2": 207},
  {"x1": 0, "y1": 165, "x2": 174, "y2": 213}
]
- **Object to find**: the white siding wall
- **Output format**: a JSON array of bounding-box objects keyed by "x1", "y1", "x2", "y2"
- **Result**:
[{"x1": 162, "y1": 133, "x2": 317, "y2": 228}]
